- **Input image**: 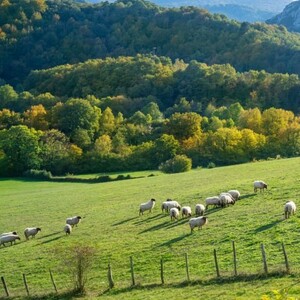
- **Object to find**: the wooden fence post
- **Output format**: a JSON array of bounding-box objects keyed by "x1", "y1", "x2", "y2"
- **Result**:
[
  {"x1": 185, "y1": 253, "x2": 190, "y2": 282},
  {"x1": 261, "y1": 244, "x2": 268, "y2": 274},
  {"x1": 23, "y1": 273, "x2": 29, "y2": 296},
  {"x1": 108, "y1": 263, "x2": 115, "y2": 289},
  {"x1": 1, "y1": 276, "x2": 9, "y2": 297},
  {"x1": 130, "y1": 256, "x2": 135, "y2": 286},
  {"x1": 160, "y1": 258, "x2": 165, "y2": 285},
  {"x1": 214, "y1": 249, "x2": 220, "y2": 277},
  {"x1": 232, "y1": 241, "x2": 237, "y2": 276},
  {"x1": 281, "y1": 243, "x2": 290, "y2": 274}
]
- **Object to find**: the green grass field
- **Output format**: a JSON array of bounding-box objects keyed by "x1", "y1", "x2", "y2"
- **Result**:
[{"x1": 1, "y1": 158, "x2": 300, "y2": 299}]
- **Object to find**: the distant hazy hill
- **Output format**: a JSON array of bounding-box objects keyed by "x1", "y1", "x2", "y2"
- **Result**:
[
  {"x1": 87, "y1": 0, "x2": 294, "y2": 13},
  {"x1": 202, "y1": 4, "x2": 273, "y2": 22},
  {"x1": 267, "y1": 1, "x2": 300, "y2": 32},
  {"x1": 86, "y1": 0, "x2": 293, "y2": 22}
]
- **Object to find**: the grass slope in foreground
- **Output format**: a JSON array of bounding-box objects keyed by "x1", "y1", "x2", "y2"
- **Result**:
[{"x1": 1, "y1": 158, "x2": 300, "y2": 299}]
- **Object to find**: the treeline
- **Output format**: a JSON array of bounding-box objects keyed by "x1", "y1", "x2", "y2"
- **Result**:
[
  {"x1": 1, "y1": 0, "x2": 300, "y2": 85},
  {"x1": 24, "y1": 55, "x2": 300, "y2": 114},
  {"x1": 1, "y1": 75, "x2": 300, "y2": 176}
]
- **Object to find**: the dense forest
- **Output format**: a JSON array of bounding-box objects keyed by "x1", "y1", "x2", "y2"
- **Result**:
[
  {"x1": 1, "y1": 0, "x2": 300, "y2": 86},
  {"x1": 1, "y1": 0, "x2": 300, "y2": 177}
]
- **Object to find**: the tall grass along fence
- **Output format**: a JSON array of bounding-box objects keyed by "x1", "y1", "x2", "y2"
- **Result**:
[{"x1": 0, "y1": 241, "x2": 293, "y2": 297}]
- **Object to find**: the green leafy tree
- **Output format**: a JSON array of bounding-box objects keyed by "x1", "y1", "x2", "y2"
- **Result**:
[
  {"x1": 0, "y1": 125, "x2": 41, "y2": 175},
  {"x1": 52, "y1": 99, "x2": 100, "y2": 138},
  {"x1": 39, "y1": 129, "x2": 81, "y2": 175},
  {"x1": 165, "y1": 112, "x2": 202, "y2": 140},
  {"x1": 152, "y1": 134, "x2": 179, "y2": 165}
]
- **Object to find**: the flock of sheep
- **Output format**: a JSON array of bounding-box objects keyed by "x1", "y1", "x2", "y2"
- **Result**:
[
  {"x1": 0, "y1": 216, "x2": 82, "y2": 247},
  {"x1": 139, "y1": 180, "x2": 296, "y2": 233},
  {"x1": 1, "y1": 179, "x2": 296, "y2": 246}
]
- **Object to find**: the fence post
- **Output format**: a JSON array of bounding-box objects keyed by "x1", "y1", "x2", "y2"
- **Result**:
[
  {"x1": 23, "y1": 273, "x2": 29, "y2": 296},
  {"x1": 1, "y1": 276, "x2": 9, "y2": 297},
  {"x1": 213, "y1": 249, "x2": 220, "y2": 277},
  {"x1": 185, "y1": 253, "x2": 190, "y2": 282},
  {"x1": 261, "y1": 244, "x2": 268, "y2": 274},
  {"x1": 160, "y1": 258, "x2": 165, "y2": 285},
  {"x1": 49, "y1": 269, "x2": 58, "y2": 293},
  {"x1": 108, "y1": 263, "x2": 115, "y2": 289},
  {"x1": 130, "y1": 256, "x2": 135, "y2": 286},
  {"x1": 232, "y1": 241, "x2": 237, "y2": 276},
  {"x1": 281, "y1": 243, "x2": 290, "y2": 274}
]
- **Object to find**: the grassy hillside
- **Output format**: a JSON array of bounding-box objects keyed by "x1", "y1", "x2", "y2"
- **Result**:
[{"x1": 1, "y1": 158, "x2": 300, "y2": 299}]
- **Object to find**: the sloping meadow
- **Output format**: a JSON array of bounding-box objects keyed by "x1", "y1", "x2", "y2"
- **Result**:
[{"x1": 1, "y1": 158, "x2": 300, "y2": 299}]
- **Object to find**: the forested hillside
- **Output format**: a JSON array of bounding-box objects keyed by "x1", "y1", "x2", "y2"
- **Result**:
[
  {"x1": 1, "y1": 0, "x2": 300, "y2": 85},
  {"x1": 1, "y1": 0, "x2": 300, "y2": 178}
]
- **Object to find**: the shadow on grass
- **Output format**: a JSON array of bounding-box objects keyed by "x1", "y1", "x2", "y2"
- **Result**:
[
  {"x1": 98, "y1": 271, "x2": 293, "y2": 297},
  {"x1": 112, "y1": 216, "x2": 140, "y2": 226},
  {"x1": 254, "y1": 219, "x2": 283, "y2": 233},
  {"x1": 134, "y1": 214, "x2": 166, "y2": 225},
  {"x1": 239, "y1": 193, "x2": 256, "y2": 200},
  {"x1": 38, "y1": 231, "x2": 62, "y2": 239},
  {"x1": 156, "y1": 233, "x2": 190, "y2": 248},
  {"x1": 139, "y1": 217, "x2": 188, "y2": 234},
  {"x1": 15, "y1": 289, "x2": 83, "y2": 300},
  {"x1": 39, "y1": 235, "x2": 64, "y2": 245}
]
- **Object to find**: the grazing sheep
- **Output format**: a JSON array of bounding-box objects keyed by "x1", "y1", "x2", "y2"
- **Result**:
[
  {"x1": 66, "y1": 216, "x2": 82, "y2": 227},
  {"x1": 254, "y1": 180, "x2": 268, "y2": 192},
  {"x1": 284, "y1": 201, "x2": 296, "y2": 219},
  {"x1": 189, "y1": 216, "x2": 208, "y2": 233},
  {"x1": 205, "y1": 196, "x2": 221, "y2": 210},
  {"x1": 139, "y1": 198, "x2": 156, "y2": 216},
  {"x1": 195, "y1": 204, "x2": 205, "y2": 216},
  {"x1": 24, "y1": 227, "x2": 41, "y2": 240},
  {"x1": 228, "y1": 190, "x2": 241, "y2": 201},
  {"x1": 162, "y1": 201, "x2": 181, "y2": 213},
  {"x1": 0, "y1": 231, "x2": 17, "y2": 237},
  {"x1": 219, "y1": 193, "x2": 235, "y2": 208},
  {"x1": 64, "y1": 224, "x2": 72, "y2": 235},
  {"x1": 170, "y1": 207, "x2": 180, "y2": 221},
  {"x1": 181, "y1": 206, "x2": 192, "y2": 218},
  {"x1": 0, "y1": 234, "x2": 20, "y2": 246}
]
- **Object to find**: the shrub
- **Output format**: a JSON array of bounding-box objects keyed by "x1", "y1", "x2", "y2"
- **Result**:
[
  {"x1": 23, "y1": 169, "x2": 52, "y2": 180},
  {"x1": 207, "y1": 162, "x2": 216, "y2": 169},
  {"x1": 159, "y1": 155, "x2": 192, "y2": 173},
  {"x1": 56, "y1": 244, "x2": 96, "y2": 295}
]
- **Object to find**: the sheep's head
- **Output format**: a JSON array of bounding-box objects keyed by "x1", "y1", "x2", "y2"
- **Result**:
[
  {"x1": 264, "y1": 184, "x2": 268, "y2": 189},
  {"x1": 16, "y1": 236, "x2": 21, "y2": 240},
  {"x1": 151, "y1": 198, "x2": 156, "y2": 202},
  {"x1": 12, "y1": 231, "x2": 17, "y2": 235},
  {"x1": 37, "y1": 228, "x2": 41, "y2": 232}
]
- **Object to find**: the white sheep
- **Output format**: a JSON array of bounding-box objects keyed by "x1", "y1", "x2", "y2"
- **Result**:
[
  {"x1": 219, "y1": 193, "x2": 235, "y2": 208},
  {"x1": 227, "y1": 190, "x2": 241, "y2": 201},
  {"x1": 161, "y1": 201, "x2": 181, "y2": 213},
  {"x1": 139, "y1": 198, "x2": 156, "y2": 216},
  {"x1": 205, "y1": 196, "x2": 221, "y2": 210},
  {"x1": 64, "y1": 224, "x2": 72, "y2": 235},
  {"x1": 189, "y1": 216, "x2": 208, "y2": 233},
  {"x1": 254, "y1": 180, "x2": 268, "y2": 192},
  {"x1": 181, "y1": 206, "x2": 192, "y2": 218},
  {"x1": 170, "y1": 207, "x2": 180, "y2": 221},
  {"x1": 195, "y1": 204, "x2": 205, "y2": 216},
  {"x1": 0, "y1": 231, "x2": 17, "y2": 237},
  {"x1": 66, "y1": 216, "x2": 82, "y2": 227},
  {"x1": 24, "y1": 227, "x2": 41, "y2": 240},
  {"x1": 284, "y1": 201, "x2": 296, "y2": 219},
  {"x1": 0, "y1": 234, "x2": 20, "y2": 246}
]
